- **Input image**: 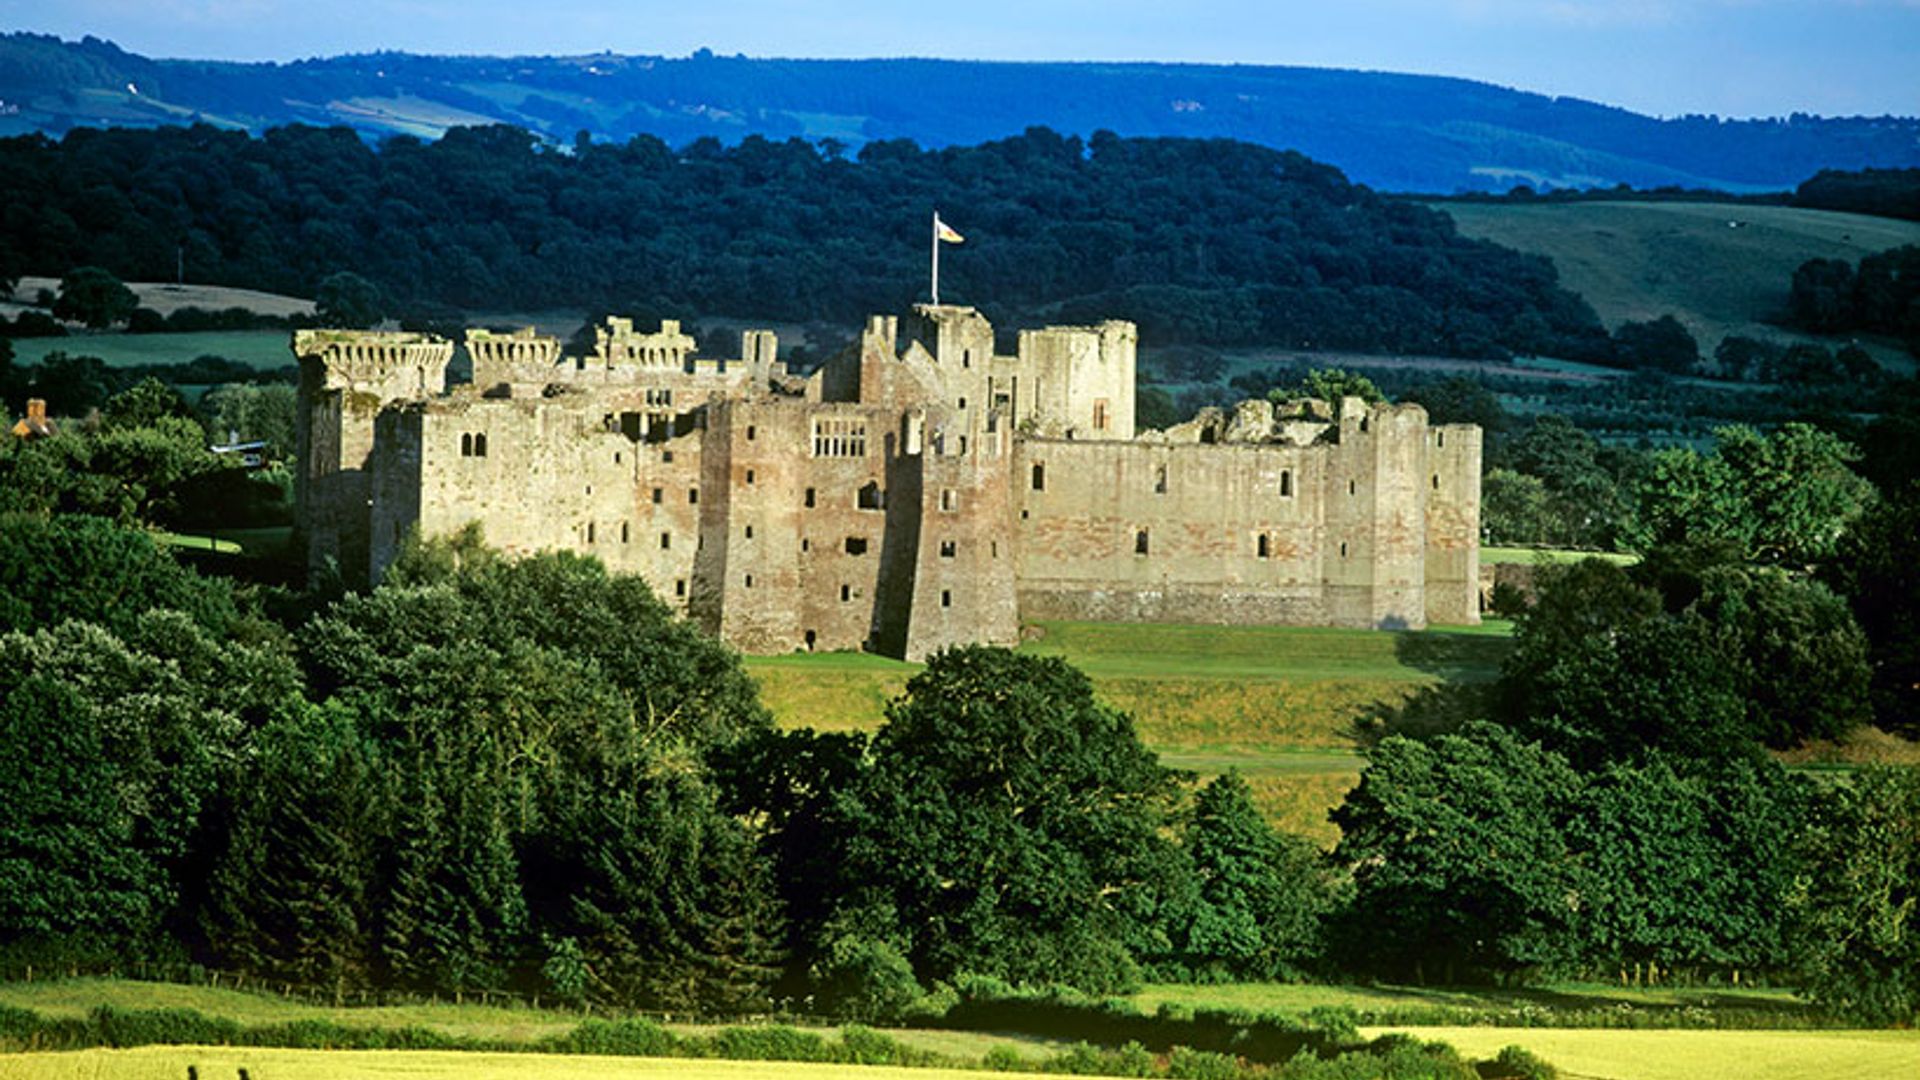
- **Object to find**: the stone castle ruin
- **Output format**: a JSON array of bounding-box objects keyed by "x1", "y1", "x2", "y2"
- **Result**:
[{"x1": 295, "y1": 306, "x2": 1480, "y2": 659}]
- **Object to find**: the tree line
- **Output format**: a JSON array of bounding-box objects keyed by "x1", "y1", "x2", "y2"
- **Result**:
[{"x1": 0, "y1": 122, "x2": 1613, "y2": 359}]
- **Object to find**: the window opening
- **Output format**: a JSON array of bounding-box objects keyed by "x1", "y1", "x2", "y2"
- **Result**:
[
  {"x1": 1032, "y1": 463, "x2": 1046, "y2": 491},
  {"x1": 652, "y1": 487, "x2": 663, "y2": 504},
  {"x1": 1135, "y1": 529, "x2": 1150, "y2": 555},
  {"x1": 660, "y1": 532, "x2": 671, "y2": 550},
  {"x1": 941, "y1": 589, "x2": 952, "y2": 608},
  {"x1": 857, "y1": 481, "x2": 884, "y2": 510},
  {"x1": 805, "y1": 487, "x2": 817, "y2": 508},
  {"x1": 1154, "y1": 464, "x2": 1167, "y2": 494},
  {"x1": 1258, "y1": 534, "x2": 1271, "y2": 559},
  {"x1": 845, "y1": 536, "x2": 869, "y2": 556},
  {"x1": 940, "y1": 540, "x2": 956, "y2": 558},
  {"x1": 1281, "y1": 470, "x2": 1293, "y2": 497}
]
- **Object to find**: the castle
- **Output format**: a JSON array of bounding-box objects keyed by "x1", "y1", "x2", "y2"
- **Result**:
[{"x1": 294, "y1": 306, "x2": 1481, "y2": 660}]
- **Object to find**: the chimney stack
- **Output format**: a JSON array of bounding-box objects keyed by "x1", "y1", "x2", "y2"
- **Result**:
[{"x1": 26, "y1": 399, "x2": 46, "y2": 422}]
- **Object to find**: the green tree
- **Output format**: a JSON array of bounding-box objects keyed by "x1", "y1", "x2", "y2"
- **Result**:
[
  {"x1": 841, "y1": 647, "x2": 1181, "y2": 991},
  {"x1": 0, "y1": 513, "x2": 241, "y2": 638},
  {"x1": 1802, "y1": 766, "x2": 1920, "y2": 1025},
  {"x1": 1824, "y1": 487, "x2": 1920, "y2": 736},
  {"x1": 1628, "y1": 424, "x2": 1871, "y2": 568},
  {"x1": 201, "y1": 700, "x2": 388, "y2": 990},
  {"x1": 315, "y1": 271, "x2": 387, "y2": 329},
  {"x1": 1611, "y1": 315, "x2": 1699, "y2": 374},
  {"x1": 1171, "y1": 772, "x2": 1329, "y2": 980},
  {"x1": 1270, "y1": 368, "x2": 1384, "y2": 416},
  {"x1": 1332, "y1": 722, "x2": 1586, "y2": 982},
  {"x1": 52, "y1": 267, "x2": 139, "y2": 329}
]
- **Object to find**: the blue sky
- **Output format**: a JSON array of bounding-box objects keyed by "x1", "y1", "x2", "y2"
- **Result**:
[{"x1": 4, "y1": 0, "x2": 1915, "y2": 118}]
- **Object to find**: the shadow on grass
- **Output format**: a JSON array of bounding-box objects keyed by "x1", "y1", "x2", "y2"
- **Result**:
[{"x1": 1392, "y1": 630, "x2": 1512, "y2": 682}]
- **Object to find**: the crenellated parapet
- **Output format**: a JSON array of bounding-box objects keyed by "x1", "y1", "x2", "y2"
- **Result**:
[
  {"x1": 593, "y1": 317, "x2": 697, "y2": 371},
  {"x1": 466, "y1": 326, "x2": 564, "y2": 388},
  {"x1": 292, "y1": 328, "x2": 454, "y2": 400}
]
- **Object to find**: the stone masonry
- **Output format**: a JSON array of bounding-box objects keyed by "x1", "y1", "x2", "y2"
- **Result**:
[{"x1": 294, "y1": 306, "x2": 1480, "y2": 660}]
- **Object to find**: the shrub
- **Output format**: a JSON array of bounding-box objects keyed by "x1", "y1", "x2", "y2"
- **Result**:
[
  {"x1": 704, "y1": 1024, "x2": 831, "y2": 1062},
  {"x1": 1169, "y1": 1045, "x2": 1244, "y2": 1079},
  {"x1": 1479, "y1": 1045, "x2": 1558, "y2": 1080},
  {"x1": 542, "y1": 1018, "x2": 680, "y2": 1057}
]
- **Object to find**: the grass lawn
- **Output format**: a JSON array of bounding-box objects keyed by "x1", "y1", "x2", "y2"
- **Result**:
[
  {"x1": 1483, "y1": 545, "x2": 1637, "y2": 567},
  {"x1": 1362, "y1": 1027, "x2": 1920, "y2": 1080},
  {"x1": 8, "y1": 329, "x2": 293, "y2": 370},
  {"x1": 0, "y1": 1048, "x2": 1023, "y2": 1080},
  {"x1": 156, "y1": 525, "x2": 294, "y2": 559}
]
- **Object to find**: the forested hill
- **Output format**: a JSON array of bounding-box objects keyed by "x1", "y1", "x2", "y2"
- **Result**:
[
  {"x1": 6, "y1": 33, "x2": 1919, "y2": 194},
  {"x1": 0, "y1": 124, "x2": 1612, "y2": 359}
]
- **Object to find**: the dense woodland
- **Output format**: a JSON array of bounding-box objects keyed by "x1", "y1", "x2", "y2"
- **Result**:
[
  {"x1": 0, "y1": 123, "x2": 1616, "y2": 359},
  {"x1": 4, "y1": 374, "x2": 1920, "y2": 1032}
]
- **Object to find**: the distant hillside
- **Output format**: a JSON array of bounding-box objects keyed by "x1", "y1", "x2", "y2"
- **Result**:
[
  {"x1": 1441, "y1": 200, "x2": 1920, "y2": 368},
  {"x1": 4, "y1": 33, "x2": 1918, "y2": 194}
]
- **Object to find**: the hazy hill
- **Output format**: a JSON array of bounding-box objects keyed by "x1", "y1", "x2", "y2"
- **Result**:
[
  {"x1": 4, "y1": 33, "x2": 1918, "y2": 194},
  {"x1": 1442, "y1": 200, "x2": 1920, "y2": 368}
]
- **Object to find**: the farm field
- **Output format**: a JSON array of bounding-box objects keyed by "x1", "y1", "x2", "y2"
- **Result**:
[
  {"x1": 1362, "y1": 1027, "x2": 1920, "y2": 1080},
  {"x1": 1439, "y1": 200, "x2": 1920, "y2": 372},
  {"x1": 7, "y1": 277, "x2": 315, "y2": 319},
  {"x1": 0, "y1": 1047, "x2": 1021, "y2": 1080},
  {"x1": 6, "y1": 329, "x2": 293, "y2": 370}
]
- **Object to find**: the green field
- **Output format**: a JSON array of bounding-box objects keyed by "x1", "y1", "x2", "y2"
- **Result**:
[
  {"x1": 1364, "y1": 1027, "x2": 1920, "y2": 1080},
  {"x1": 1440, "y1": 200, "x2": 1920, "y2": 371},
  {"x1": 0, "y1": 1047, "x2": 1020, "y2": 1080},
  {"x1": 746, "y1": 620, "x2": 1512, "y2": 845},
  {"x1": 8, "y1": 329, "x2": 293, "y2": 370}
]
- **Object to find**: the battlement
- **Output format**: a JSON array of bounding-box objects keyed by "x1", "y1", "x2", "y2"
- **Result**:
[{"x1": 292, "y1": 328, "x2": 456, "y2": 399}]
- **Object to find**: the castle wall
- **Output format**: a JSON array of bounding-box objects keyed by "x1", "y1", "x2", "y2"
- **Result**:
[{"x1": 1011, "y1": 437, "x2": 1334, "y2": 626}]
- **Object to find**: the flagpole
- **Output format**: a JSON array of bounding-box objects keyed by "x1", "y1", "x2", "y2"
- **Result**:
[{"x1": 931, "y1": 211, "x2": 941, "y2": 305}]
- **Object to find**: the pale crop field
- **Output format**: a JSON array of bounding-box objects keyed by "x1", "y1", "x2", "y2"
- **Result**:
[
  {"x1": 0, "y1": 1047, "x2": 1020, "y2": 1080},
  {"x1": 1366, "y1": 1026, "x2": 1920, "y2": 1080}
]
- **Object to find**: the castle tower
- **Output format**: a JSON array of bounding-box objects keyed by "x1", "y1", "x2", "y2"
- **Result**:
[
  {"x1": 1012, "y1": 320, "x2": 1136, "y2": 439},
  {"x1": 1322, "y1": 399, "x2": 1432, "y2": 629},
  {"x1": 1425, "y1": 424, "x2": 1483, "y2": 625},
  {"x1": 292, "y1": 329, "x2": 454, "y2": 584}
]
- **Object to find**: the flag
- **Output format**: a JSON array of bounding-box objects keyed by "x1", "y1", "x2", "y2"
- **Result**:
[{"x1": 936, "y1": 218, "x2": 964, "y2": 244}]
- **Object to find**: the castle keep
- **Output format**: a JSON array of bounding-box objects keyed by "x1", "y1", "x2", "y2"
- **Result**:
[{"x1": 295, "y1": 306, "x2": 1480, "y2": 659}]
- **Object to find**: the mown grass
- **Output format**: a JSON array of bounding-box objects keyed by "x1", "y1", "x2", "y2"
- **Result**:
[
  {"x1": 8, "y1": 329, "x2": 293, "y2": 369},
  {"x1": 1360, "y1": 1027, "x2": 1920, "y2": 1080},
  {"x1": 1482, "y1": 545, "x2": 1637, "y2": 567},
  {"x1": 0, "y1": 1047, "x2": 1020, "y2": 1080}
]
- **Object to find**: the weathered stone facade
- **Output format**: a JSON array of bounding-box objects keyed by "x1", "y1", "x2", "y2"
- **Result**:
[{"x1": 294, "y1": 305, "x2": 1479, "y2": 659}]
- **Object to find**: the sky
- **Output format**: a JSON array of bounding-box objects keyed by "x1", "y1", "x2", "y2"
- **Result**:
[{"x1": 3, "y1": 0, "x2": 1916, "y2": 119}]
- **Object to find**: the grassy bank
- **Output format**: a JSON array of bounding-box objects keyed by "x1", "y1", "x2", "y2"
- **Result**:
[
  {"x1": 0, "y1": 1048, "x2": 1020, "y2": 1080},
  {"x1": 8, "y1": 329, "x2": 293, "y2": 369}
]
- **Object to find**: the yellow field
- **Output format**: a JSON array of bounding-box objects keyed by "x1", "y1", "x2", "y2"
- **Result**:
[
  {"x1": 0, "y1": 1047, "x2": 1017, "y2": 1080},
  {"x1": 1365, "y1": 1027, "x2": 1920, "y2": 1080}
]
